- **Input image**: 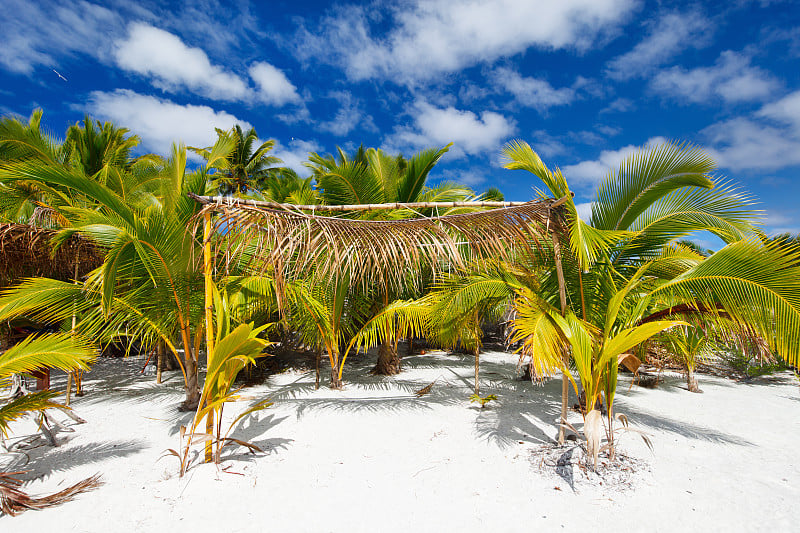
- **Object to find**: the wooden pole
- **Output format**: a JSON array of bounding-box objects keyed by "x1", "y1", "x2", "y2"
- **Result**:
[
  {"x1": 553, "y1": 235, "x2": 570, "y2": 445},
  {"x1": 66, "y1": 249, "x2": 80, "y2": 407},
  {"x1": 188, "y1": 193, "x2": 540, "y2": 212},
  {"x1": 203, "y1": 211, "x2": 215, "y2": 463}
]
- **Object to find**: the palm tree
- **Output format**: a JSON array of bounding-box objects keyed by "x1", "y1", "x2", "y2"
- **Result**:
[
  {"x1": 501, "y1": 139, "x2": 800, "y2": 445},
  {"x1": 309, "y1": 144, "x2": 475, "y2": 374},
  {"x1": 0, "y1": 144, "x2": 211, "y2": 409},
  {"x1": 661, "y1": 323, "x2": 716, "y2": 392},
  {"x1": 190, "y1": 125, "x2": 282, "y2": 195}
]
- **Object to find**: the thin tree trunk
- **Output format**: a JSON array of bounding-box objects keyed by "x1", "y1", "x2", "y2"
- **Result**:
[
  {"x1": 156, "y1": 340, "x2": 164, "y2": 384},
  {"x1": 329, "y1": 365, "x2": 343, "y2": 390},
  {"x1": 65, "y1": 373, "x2": 72, "y2": 407},
  {"x1": 315, "y1": 348, "x2": 321, "y2": 390},
  {"x1": 182, "y1": 352, "x2": 200, "y2": 410},
  {"x1": 74, "y1": 371, "x2": 83, "y2": 396},
  {"x1": 474, "y1": 346, "x2": 480, "y2": 395},
  {"x1": 687, "y1": 368, "x2": 700, "y2": 393},
  {"x1": 553, "y1": 236, "x2": 570, "y2": 445}
]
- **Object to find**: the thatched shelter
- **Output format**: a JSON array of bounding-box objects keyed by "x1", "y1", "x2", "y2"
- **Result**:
[
  {"x1": 190, "y1": 194, "x2": 569, "y2": 290},
  {"x1": 0, "y1": 223, "x2": 101, "y2": 287}
]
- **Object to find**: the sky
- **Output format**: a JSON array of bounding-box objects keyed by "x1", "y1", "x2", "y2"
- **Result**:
[{"x1": 1, "y1": 0, "x2": 799, "y2": 239}]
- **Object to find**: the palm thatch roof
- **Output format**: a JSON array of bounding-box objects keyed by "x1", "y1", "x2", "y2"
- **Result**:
[
  {"x1": 191, "y1": 194, "x2": 568, "y2": 289},
  {"x1": 0, "y1": 223, "x2": 101, "y2": 287}
]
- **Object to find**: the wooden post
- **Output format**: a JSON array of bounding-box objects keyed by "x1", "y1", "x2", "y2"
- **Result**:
[
  {"x1": 553, "y1": 236, "x2": 570, "y2": 445},
  {"x1": 203, "y1": 211, "x2": 215, "y2": 463},
  {"x1": 66, "y1": 249, "x2": 80, "y2": 406}
]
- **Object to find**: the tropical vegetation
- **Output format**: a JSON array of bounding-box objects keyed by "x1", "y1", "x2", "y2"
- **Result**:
[{"x1": 1, "y1": 108, "x2": 799, "y2": 506}]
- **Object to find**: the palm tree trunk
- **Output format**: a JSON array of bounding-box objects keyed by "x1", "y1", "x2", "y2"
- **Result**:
[
  {"x1": 315, "y1": 348, "x2": 321, "y2": 390},
  {"x1": 329, "y1": 348, "x2": 343, "y2": 390},
  {"x1": 156, "y1": 341, "x2": 164, "y2": 384},
  {"x1": 553, "y1": 236, "x2": 570, "y2": 445},
  {"x1": 474, "y1": 346, "x2": 480, "y2": 395},
  {"x1": 373, "y1": 339, "x2": 400, "y2": 375},
  {"x1": 687, "y1": 368, "x2": 700, "y2": 392}
]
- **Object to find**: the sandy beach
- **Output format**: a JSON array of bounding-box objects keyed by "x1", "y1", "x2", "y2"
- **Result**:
[{"x1": 3, "y1": 350, "x2": 798, "y2": 532}]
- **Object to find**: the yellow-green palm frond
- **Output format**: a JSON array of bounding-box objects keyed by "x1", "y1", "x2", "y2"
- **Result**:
[
  {"x1": 0, "y1": 390, "x2": 63, "y2": 437},
  {"x1": 651, "y1": 238, "x2": 800, "y2": 365},
  {"x1": 0, "y1": 333, "x2": 96, "y2": 382},
  {"x1": 508, "y1": 289, "x2": 570, "y2": 378}
]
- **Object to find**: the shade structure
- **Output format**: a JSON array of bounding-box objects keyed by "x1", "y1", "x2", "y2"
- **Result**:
[
  {"x1": 0, "y1": 223, "x2": 100, "y2": 287},
  {"x1": 190, "y1": 194, "x2": 569, "y2": 290}
]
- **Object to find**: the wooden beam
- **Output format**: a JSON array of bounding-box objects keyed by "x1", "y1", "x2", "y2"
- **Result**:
[{"x1": 188, "y1": 192, "x2": 565, "y2": 212}]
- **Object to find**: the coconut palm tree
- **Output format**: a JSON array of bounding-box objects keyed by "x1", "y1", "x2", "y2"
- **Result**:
[
  {"x1": 309, "y1": 144, "x2": 476, "y2": 374},
  {"x1": 190, "y1": 125, "x2": 282, "y2": 196},
  {"x1": 0, "y1": 144, "x2": 211, "y2": 409},
  {"x1": 501, "y1": 139, "x2": 800, "y2": 445}
]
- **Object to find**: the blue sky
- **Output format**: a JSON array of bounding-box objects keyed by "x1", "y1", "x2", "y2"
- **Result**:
[{"x1": 2, "y1": 0, "x2": 799, "y2": 238}]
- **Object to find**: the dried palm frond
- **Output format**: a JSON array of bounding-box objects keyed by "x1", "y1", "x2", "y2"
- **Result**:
[
  {"x1": 191, "y1": 194, "x2": 566, "y2": 292},
  {"x1": 0, "y1": 471, "x2": 102, "y2": 516},
  {"x1": 0, "y1": 223, "x2": 100, "y2": 287},
  {"x1": 414, "y1": 378, "x2": 438, "y2": 397}
]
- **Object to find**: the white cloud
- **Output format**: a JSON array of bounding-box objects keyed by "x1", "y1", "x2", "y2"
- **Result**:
[
  {"x1": 702, "y1": 117, "x2": 800, "y2": 171},
  {"x1": 757, "y1": 90, "x2": 800, "y2": 132},
  {"x1": 249, "y1": 62, "x2": 301, "y2": 105},
  {"x1": 606, "y1": 11, "x2": 710, "y2": 80},
  {"x1": 440, "y1": 169, "x2": 487, "y2": 188},
  {"x1": 696, "y1": 90, "x2": 800, "y2": 172},
  {"x1": 114, "y1": 23, "x2": 250, "y2": 101},
  {"x1": 295, "y1": 0, "x2": 636, "y2": 83},
  {"x1": 562, "y1": 137, "x2": 668, "y2": 187},
  {"x1": 85, "y1": 89, "x2": 251, "y2": 154},
  {"x1": 316, "y1": 91, "x2": 376, "y2": 137},
  {"x1": 575, "y1": 202, "x2": 594, "y2": 222},
  {"x1": 493, "y1": 67, "x2": 575, "y2": 111},
  {"x1": 272, "y1": 139, "x2": 321, "y2": 177},
  {"x1": 113, "y1": 23, "x2": 300, "y2": 106},
  {"x1": 0, "y1": 0, "x2": 262, "y2": 77},
  {"x1": 650, "y1": 51, "x2": 779, "y2": 104},
  {"x1": 600, "y1": 98, "x2": 636, "y2": 114},
  {"x1": 0, "y1": 0, "x2": 124, "y2": 74},
  {"x1": 385, "y1": 101, "x2": 516, "y2": 158}
]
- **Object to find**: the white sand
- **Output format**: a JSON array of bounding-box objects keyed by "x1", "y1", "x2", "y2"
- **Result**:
[{"x1": 3, "y1": 350, "x2": 799, "y2": 532}]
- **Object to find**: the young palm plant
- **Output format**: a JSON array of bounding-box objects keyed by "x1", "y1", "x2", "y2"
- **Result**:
[{"x1": 1, "y1": 333, "x2": 101, "y2": 515}]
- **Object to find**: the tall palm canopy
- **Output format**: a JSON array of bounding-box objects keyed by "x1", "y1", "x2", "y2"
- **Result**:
[{"x1": 190, "y1": 125, "x2": 282, "y2": 195}]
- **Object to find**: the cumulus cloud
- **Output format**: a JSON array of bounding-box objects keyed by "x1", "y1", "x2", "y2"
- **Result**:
[
  {"x1": 757, "y1": 90, "x2": 800, "y2": 132},
  {"x1": 493, "y1": 67, "x2": 575, "y2": 111},
  {"x1": 575, "y1": 202, "x2": 594, "y2": 222},
  {"x1": 114, "y1": 23, "x2": 250, "y2": 101},
  {"x1": 114, "y1": 23, "x2": 299, "y2": 105},
  {"x1": 650, "y1": 51, "x2": 779, "y2": 104},
  {"x1": 0, "y1": 0, "x2": 262, "y2": 77},
  {"x1": 248, "y1": 62, "x2": 301, "y2": 105},
  {"x1": 272, "y1": 139, "x2": 321, "y2": 177},
  {"x1": 385, "y1": 101, "x2": 516, "y2": 158},
  {"x1": 294, "y1": 0, "x2": 635, "y2": 83},
  {"x1": 316, "y1": 91, "x2": 377, "y2": 137},
  {"x1": 562, "y1": 137, "x2": 668, "y2": 188},
  {"x1": 0, "y1": 0, "x2": 123, "y2": 74},
  {"x1": 698, "y1": 90, "x2": 800, "y2": 171},
  {"x1": 439, "y1": 169, "x2": 487, "y2": 188},
  {"x1": 85, "y1": 89, "x2": 251, "y2": 153},
  {"x1": 606, "y1": 11, "x2": 710, "y2": 80}
]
